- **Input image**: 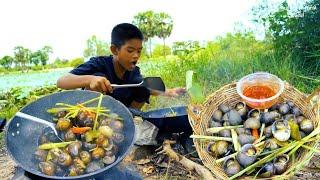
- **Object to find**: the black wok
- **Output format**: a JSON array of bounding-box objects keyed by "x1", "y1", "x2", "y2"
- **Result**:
[
  {"x1": 129, "y1": 106, "x2": 192, "y2": 134},
  {"x1": 2, "y1": 90, "x2": 136, "y2": 179}
]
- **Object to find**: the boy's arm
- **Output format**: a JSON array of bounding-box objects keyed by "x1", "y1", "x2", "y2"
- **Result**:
[{"x1": 57, "y1": 73, "x2": 113, "y2": 93}]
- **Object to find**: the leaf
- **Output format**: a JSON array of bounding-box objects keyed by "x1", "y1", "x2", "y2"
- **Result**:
[
  {"x1": 186, "y1": 70, "x2": 205, "y2": 104},
  {"x1": 289, "y1": 120, "x2": 301, "y2": 140},
  {"x1": 38, "y1": 141, "x2": 74, "y2": 150},
  {"x1": 186, "y1": 70, "x2": 193, "y2": 90},
  {"x1": 189, "y1": 83, "x2": 205, "y2": 103}
]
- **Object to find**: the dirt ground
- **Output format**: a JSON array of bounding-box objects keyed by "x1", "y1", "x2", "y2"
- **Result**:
[{"x1": 0, "y1": 147, "x2": 15, "y2": 180}]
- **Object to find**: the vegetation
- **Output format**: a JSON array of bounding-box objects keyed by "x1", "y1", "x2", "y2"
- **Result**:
[
  {"x1": 0, "y1": 45, "x2": 53, "y2": 72},
  {"x1": 133, "y1": 10, "x2": 173, "y2": 58},
  {"x1": 83, "y1": 35, "x2": 110, "y2": 58},
  {"x1": 1, "y1": 0, "x2": 320, "y2": 146},
  {"x1": 253, "y1": 0, "x2": 320, "y2": 78}
]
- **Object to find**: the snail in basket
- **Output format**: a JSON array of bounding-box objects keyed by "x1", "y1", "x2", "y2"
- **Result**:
[
  {"x1": 33, "y1": 102, "x2": 125, "y2": 177},
  {"x1": 204, "y1": 100, "x2": 315, "y2": 177}
]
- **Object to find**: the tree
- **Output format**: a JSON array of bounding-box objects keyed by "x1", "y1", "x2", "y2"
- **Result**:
[
  {"x1": 14, "y1": 46, "x2": 29, "y2": 70},
  {"x1": 83, "y1": 35, "x2": 109, "y2": 58},
  {"x1": 30, "y1": 50, "x2": 42, "y2": 66},
  {"x1": 133, "y1": 10, "x2": 157, "y2": 57},
  {"x1": 0, "y1": 55, "x2": 14, "y2": 69},
  {"x1": 155, "y1": 12, "x2": 173, "y2": 58},
  {"x1": 40, "y1": 45, "x2": 53, "y2": 66}
]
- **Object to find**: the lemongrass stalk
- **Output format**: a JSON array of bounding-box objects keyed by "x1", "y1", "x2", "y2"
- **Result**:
[
  {"x1": 230, "y1": 142, "x2": 297, "y2": 179},
  {"x1": 85, "y1": 107, "x2": 109, "y2": 111},
  {"x1": 206, "y1": 125, "x2": 243, "y2": 134},
  {"x1": 254, "y1": 141, "x2": 265, "y2": 148},
  {"x1": 38, "y1": 141, "x2": 75, "y2": 150},
  {"x1": 247, "y1": 168, "x2": 258, "y2": 176},
  {"x1": 215, "y1": 152, "x2": 238, "y2": 163},
  {"x1": 287, "y1": 126, "x2": 320, "y2": 156},
  {"x1": 190, "y1": 135, "x2": 233, "y2": 142},
  {"x1": 231, "y1": 129, "x2": 240, "y2": 151},
  {"x1": 257, "y1": 149, "x2": 278, "y2": 157},
  {"x1": 283, "y1": 143, "x2": 317, "y2": 176},
  {"x1": 47, "y1": 107, "x2": 75, "y2": 113},
  {"x1": 301, "y1": 144, "x2": 320, "y2": 153},
  {"x1": 56, "y1": 103, "x2": 74, "y2": 107},
  {"x1": 93, "y1": 94, "x2": 103, "y2": 131},
  {"x1": 291, "y1": 153, "x2": 296, "y2": 168},
  {"x1": 254, "y1": 136, "x2": 265, "y2": 145},
  {"x1": 260, "y1": 123, "x2": 265, "y2": 139},
  {"x1": 288, "y1": 133, "x2": 318, "y2": 156},
  {"x1": 81, "y1": 97, "x2": 100, "y2": 106},
  {"x1": 64, "y1": 111, "x2": 74, "y2": 119}
]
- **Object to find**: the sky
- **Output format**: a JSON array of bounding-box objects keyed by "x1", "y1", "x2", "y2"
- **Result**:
[{"x1": 0, "y1": 0, "x2": 304, "y2": 60}]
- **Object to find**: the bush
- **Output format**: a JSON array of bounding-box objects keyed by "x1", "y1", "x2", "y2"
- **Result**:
[{"x1": 69, "y1": 57, "x2": 84, "y2": 68}]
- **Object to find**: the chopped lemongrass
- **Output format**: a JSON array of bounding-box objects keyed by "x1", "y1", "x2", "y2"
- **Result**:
[
  {"x1": 215, "y1": 152, "x2": 238, "y2": 163},
  {"x1": 55, "y1": 103, "x2": 74, "y2": 107},
  {"x1": 231, "y1": 129, "x2": 240, "y2": 151},
  {"x1": 38, "y1": 141, "x2": 75, "y2": 150},
  {"x1": 190, "y1": 135, "x2": 233, "y2": 142},
  {"x1": 93, "y1": 94, "x2": 103, "y2": 131},
  {"x1": 301, "y1": 144, "x2": 320, "y2": 153},
  {"x1": 260, "y1": 123, "x2": 265, "y2": 138},
  {"x1": 80, "y1": 97, "x2": 100, "y2": 106},
  {"x1": 254, "y1": 141, "x2": 265, "y2": 148},
  {"x1": 253, "y1": 136, "x2": 265, "y2": 145},
  {"x1": 206, "y1": 125, "x2": 243, "y2": 134}
]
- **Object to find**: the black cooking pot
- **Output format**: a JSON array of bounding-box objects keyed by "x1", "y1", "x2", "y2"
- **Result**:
[
  {"x1": 2, "y1": 90, "x2": 136, "y2": 179},
  {"x1": 129, "y1": 106, "x2": 192, "y2": 134}
]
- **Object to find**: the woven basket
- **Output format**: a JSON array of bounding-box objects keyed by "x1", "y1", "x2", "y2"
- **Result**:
[{"x1": 188, "y1": 82, "x2": 319, "y2": 180}]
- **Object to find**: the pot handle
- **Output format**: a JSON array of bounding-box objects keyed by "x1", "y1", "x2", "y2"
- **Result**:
[
  {"x1": 128, "y1": 108, "x2": 145, "y2": 118},
  {"x1": 0, "y1": 118, "x2": 6, "y2": 133}
]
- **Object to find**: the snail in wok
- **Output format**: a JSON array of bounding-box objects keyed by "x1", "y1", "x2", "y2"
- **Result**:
[{"x1": 34, "y1": 100, "x2": 126, "y2": 177}]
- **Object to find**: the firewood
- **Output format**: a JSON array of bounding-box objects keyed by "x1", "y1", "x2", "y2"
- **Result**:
[{"x1": 156, "y1": 140, "x2": 215, "y2": 180}]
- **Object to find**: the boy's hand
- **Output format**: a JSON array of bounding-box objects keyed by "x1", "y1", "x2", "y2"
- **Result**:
[
  {"x1": 88, "y1": 76, "x2": 113, "y2": 94},
  {"x1": 164, "y1": 87, "x2": 186, "y2": 97}
]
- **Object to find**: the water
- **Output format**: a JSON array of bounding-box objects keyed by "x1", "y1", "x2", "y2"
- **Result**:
[
  {"x1": 0, "y1": 61, "x2": 164, "y2": 94},
  {"x1": 0, "y1": 68, "x2": 71, "y2": 93}
]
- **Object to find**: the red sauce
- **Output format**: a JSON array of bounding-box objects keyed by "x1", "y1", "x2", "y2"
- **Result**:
[{"x1": 243, "y1": 85, "x2": 276, "y2": 99}]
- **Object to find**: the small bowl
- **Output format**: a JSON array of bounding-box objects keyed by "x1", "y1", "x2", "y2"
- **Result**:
[{"x1": 236, "y1": 72, "x2": 284, "y2": 109}]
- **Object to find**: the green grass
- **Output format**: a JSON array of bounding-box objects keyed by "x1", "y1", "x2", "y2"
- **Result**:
[
  {"x1": 140, "y1": 36, "x2": 318, "y2": 109},
  {"x1": 1, "y1": 34, "x2": 319, "y2": 147}
]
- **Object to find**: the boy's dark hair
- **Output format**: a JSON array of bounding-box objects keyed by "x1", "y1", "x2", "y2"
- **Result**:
[{"x1": 111, "y1": 23, "x2": 144, "y2": 48}]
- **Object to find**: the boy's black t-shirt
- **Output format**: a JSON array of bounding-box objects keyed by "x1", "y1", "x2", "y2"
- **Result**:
[{"x1": 70, "y1": 55, "x2": 150, "y2": 107}]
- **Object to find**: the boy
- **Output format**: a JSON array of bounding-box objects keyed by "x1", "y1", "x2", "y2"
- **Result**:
[{"x1": 57, "y1": 23, "x2": 185, "y2": 109}]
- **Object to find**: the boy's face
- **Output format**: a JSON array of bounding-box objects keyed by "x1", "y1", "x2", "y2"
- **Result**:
[{"x1": 113, "y1": 38, "x2": 143, "y2": 71}]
